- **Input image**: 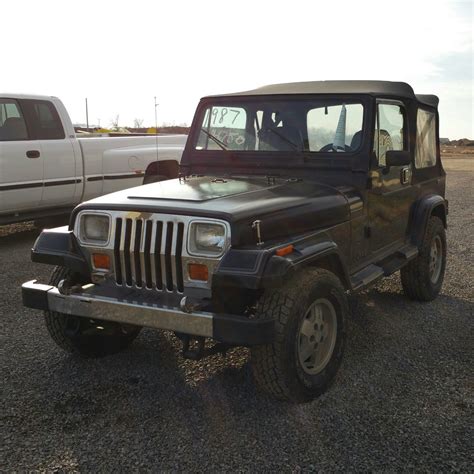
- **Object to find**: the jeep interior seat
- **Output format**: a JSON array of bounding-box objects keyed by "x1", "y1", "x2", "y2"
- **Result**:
[
  {"x1": 258, "y1": 112, "x2": 304, "y2": 152},
  {"x1": 350, "y1": 130, "x2": 362, "y2": 149},
  {"x1": 0, "y1": 117, "x2": 28, "y2": 140}
]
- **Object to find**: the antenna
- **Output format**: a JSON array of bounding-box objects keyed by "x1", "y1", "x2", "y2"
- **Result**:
[
  {"x1": 85, "y1": 98, "x2": 89, "y2": 131},
  {"x1": 154, "y1": 97, "x2": 159, "y2": 163}
]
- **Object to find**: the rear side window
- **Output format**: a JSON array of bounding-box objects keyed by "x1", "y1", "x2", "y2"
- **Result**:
[
  {"x1": 415, "y1": 109, "x2": 437, "y2": 168},
  {"x1": 0, "y1": 99, "x2": 28, "y2": 141},
  {"x1": 21, "y1": 99, "x2": 65, "y2": 140}
]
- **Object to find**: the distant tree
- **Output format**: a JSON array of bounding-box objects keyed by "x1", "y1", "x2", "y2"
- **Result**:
[
  {"x1": 134, "y1": 118, "x2": 144, "y2": 128},
  {"x1": 110, "y1": 114, "x2": 120, "y2": 129}
]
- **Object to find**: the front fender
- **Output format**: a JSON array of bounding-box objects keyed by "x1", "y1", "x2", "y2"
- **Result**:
[
  {"x1": 31, "y1": 226, "x2": 90, "y2": 278},
  {"x1": 213, "y1": 234, "x2": 349, "y2": 290}
]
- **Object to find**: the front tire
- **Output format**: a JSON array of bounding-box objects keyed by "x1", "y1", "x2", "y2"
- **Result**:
[
  {"x1": 401, "y1": 216, "x2": 446, "y2": 301},
  {"x1": 44, "y1": 266, "x2": 141, "y2": 358},
  {"x1": 251, "y1": 268, "x2": 348, "y2": 403}
]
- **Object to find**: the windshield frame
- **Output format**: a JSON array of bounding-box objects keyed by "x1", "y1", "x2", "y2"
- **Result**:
[{"x1": 183, "y1": 94, "x2": 373, "y2": 172}]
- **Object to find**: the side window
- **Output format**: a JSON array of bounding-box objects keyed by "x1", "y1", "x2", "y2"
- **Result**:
[
  {"x1": 22, "y1": 99, "x2": 65, "y2": 140},
  {"x1": 0, "y1": 99, "x2": 28, "y2": 141},
  {"x1": 374, "y1": 103, "x2": 405, "y2": 166},
  {"x1": 415, "y1": 108, "x2": 437, "y2": 168}
]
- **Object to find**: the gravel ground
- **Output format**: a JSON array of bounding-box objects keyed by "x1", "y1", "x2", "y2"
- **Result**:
[{"x1": 1, "y1": 158, "x2": 473, "y2": 471}]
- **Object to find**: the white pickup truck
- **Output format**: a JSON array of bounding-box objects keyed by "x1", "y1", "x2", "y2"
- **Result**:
[{"x1": 0, "y1": 94, "x2": 186, "y2": 225}]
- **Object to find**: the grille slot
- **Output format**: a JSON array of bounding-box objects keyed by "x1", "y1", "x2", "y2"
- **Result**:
[
  {"x1": 113, "y1": 218, "x2": 123, "y2": 284},
  {"x1": 175, "y1": 223, "x2": 184, "y2": 292},
  {"x1": 143, "y1": 220, "x2": 153, "y2": 289},
  {"x1": 113, "y1": 216, "x2": 185, "y2": 293},
  {"x1": 123, "y1": 219, "x2": 133, "y2": 286}
]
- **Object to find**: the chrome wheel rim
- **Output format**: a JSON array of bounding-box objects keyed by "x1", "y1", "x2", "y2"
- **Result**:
[
  {"x1": 297, "y1": 298, "x2": 337, "y2": 375},
  {"x1": 429, "y1": 235, "x2": 443, "y2": 284}
]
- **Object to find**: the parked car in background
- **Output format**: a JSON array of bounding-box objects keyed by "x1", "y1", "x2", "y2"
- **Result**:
[{"x1": 0, "y1": 94, "x2": 186, "y2": 225}]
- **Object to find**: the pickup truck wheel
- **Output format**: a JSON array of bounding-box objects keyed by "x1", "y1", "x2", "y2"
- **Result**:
[
  {"x1": 44, "y1": 266, "x2": 141, "y2": 358},
  {"x1": 401, "y1": 216, "x2": 446, "y2": 301},
  {"x1": 250, "y1": 268, "x2": 347, "y2": 403},
  {"x1": 143, "y1": 174, "x2": 168, "y2": 185}
]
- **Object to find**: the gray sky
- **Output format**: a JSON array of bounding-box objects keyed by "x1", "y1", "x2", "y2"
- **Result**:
[{"x1": 3, "y1": 0, "x2": 473, "y2": 138}]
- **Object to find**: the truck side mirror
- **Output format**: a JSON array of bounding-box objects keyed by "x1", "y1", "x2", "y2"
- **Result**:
[{"x1": 385, "y1": 150, "x2": 411, "y2": 167}]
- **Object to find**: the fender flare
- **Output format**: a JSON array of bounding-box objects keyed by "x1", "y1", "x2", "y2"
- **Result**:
[
  {"x1": 30, "y1": 226, "x2": 90, "y2": 278},
  {"x1": 213, "y1": 240, "x2": 350, "y2": 290},
  {"x1": 410, "y1": 195, "x2": 448, "y2": 247},
  {"x1": 262, "y1": 241, "x2": 351, "y2": 289}
]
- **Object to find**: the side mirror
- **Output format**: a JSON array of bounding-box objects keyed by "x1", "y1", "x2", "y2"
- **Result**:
[{"x1": 385, "y1": 150, "x2": 411, "y2": 167}]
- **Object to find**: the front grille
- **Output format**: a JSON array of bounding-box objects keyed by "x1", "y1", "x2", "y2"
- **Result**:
[{"x1": 113, "y1": 216, "x2": 185, "y2": 292}]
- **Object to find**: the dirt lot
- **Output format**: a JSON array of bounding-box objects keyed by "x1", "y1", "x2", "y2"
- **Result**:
[{"x1": 1, "y1": 157, "x2": 473, "y2": 471}]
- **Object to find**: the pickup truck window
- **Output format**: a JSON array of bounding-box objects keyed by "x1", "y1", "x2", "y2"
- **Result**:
[
  {"x1": 21, "y1": 99, "x2": 65, "y2": 140},
  {"x1": 0, "y1": 99, "x2": 28, "y2": 141},
  {"x1": 195, "y1": 99, "x2": 364, "y2": 153},
  {"x1": 374, "y1": 103, "x2": 405, "y2": 166},
  {"x1": 415, "y1": 108, "x2": 437, "y2": 168}
]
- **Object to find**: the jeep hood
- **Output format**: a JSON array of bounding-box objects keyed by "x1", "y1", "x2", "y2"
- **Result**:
[{"x1": 76, "y1": 176, "x2": 354, "y2": 245}]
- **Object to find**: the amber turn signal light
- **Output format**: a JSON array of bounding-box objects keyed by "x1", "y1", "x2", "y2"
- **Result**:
[
  {"x1": 188, "y1": 263, "x2": 209, "y2": 281},
  {"x1": 276, "y1": 244, "x2": 294, "y2": 257},
  {"x1": 92, "y1": 253, "x2": 110, "y2": 270}
]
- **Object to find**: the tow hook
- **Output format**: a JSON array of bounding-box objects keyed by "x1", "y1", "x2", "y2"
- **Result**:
[
  {"x1": 179, "y1": 334, "x2": 229, "y2": 360},
  {"x1": 179, "y1": 296, "x2": 204, "y2": 313},
  {"x1": 57, "y1": 278, "x2": 83, "y2": 296}
]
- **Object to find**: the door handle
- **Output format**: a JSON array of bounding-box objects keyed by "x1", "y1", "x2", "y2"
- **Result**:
[
  {"x1": 26, "y1": 150, "x2": 41, "y2": 159},
  {"x1": 400, "y1": 166, "x2": 411, "y2": 185}
]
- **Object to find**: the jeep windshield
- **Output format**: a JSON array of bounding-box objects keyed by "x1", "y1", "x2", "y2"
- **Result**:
[{"x1": 193, "y1": 98, "x2": 364, "y2": 154}]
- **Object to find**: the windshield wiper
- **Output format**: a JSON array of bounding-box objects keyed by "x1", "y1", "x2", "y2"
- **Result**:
[
  {"x1": 265, "y1": 128, "x2": 300, "y2": 151},
  {"x1": 200, "y1": 128, "x2": 229, "y2": 151}
]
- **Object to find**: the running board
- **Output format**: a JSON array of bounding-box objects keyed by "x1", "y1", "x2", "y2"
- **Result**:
[
  {"x1": 382, "y1": 244, "x2": 419, "y2": 276},
  {"x1": 350, "y1": 264, "x2": 384, "y2": 291},
  {"x1": 350, "y1": 245, "x2": 419, "y2": 290}
]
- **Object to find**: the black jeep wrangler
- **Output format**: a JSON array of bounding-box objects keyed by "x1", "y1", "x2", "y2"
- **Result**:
[{"x1": 23, "y1": 81, "x2": 447, "y2": 402}]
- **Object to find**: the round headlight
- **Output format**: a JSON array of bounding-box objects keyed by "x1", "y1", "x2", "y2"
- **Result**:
[
  {"x1": 80, "y1": 214, "x2": 110, "y2": 244},
  {"x1": 189, "y1": 222, "x2": 226, "y2": 256}
]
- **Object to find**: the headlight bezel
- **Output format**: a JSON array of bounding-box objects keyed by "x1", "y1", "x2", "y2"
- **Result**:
[
  {"x1": 76, "y1": 211, "x2": 111, "y2": 247},
  {"x1": 187, "y1": 219, "x2": 229, "y2": 257}
]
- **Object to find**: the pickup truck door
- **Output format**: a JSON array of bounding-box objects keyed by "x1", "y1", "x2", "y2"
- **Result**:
[
  {"x1": 367, "y1": 101, "x2": 417, "y2": 254},
  {"x1": 20, "y1": 99, "x2": 77, "y2": 209},
  {"x1": 0, "y1": 98, "x2": 44, "y2": 213}
]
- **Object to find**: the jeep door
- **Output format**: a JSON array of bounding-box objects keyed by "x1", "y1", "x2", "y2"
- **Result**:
[{"x1": 367, "y1": 101, "x2": 418, "y2": 254}]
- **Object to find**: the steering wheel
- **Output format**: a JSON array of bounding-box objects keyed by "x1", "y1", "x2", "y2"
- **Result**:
[{"x1": 319, "y1": 143, "x2": 353, "y2": 152}]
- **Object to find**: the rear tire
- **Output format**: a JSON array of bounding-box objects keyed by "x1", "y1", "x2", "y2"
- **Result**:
[
  {"x1": 44, "y1": 266, "x2": 141, "y2": 358},
  {"x1": 250, "y1": 268, "x2": 348, "y2": 403},
  {"x1": 401, "y1": 216, "x2": 446, "y2": 301}
]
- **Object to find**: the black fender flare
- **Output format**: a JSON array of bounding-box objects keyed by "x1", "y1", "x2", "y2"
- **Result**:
[
  {"x1": 261, "y1": 241, "x2": 350, "y2": 289},
  {"x1": 144, "y1": 160, "x2": 180, "y2": 181},
  {"x1": 410, "y1": 195, "x2": 448, "y2": 248},
  {"x1": 31, "y1": 226, "x2": 90, "y2": 278},
  {"x1": 213, "y1": 240, "x2": 350, "y2": 290}
]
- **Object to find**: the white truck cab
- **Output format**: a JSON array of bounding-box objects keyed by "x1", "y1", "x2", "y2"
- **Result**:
[{"x1": 0, "y1": 94, "x2": 186, "y2": 224}]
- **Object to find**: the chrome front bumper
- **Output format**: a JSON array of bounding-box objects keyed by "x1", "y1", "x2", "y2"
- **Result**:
[{"x1": 21, "y1": 280, "x2": 274, "y2": 346}]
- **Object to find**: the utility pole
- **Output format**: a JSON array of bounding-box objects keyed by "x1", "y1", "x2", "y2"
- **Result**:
[
  {"x1": 154, "y1": 97, "x2": 159, "y2": 162},
  {"x1": 85, "y1": 98, "x2": 89, "y2": 131}
]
